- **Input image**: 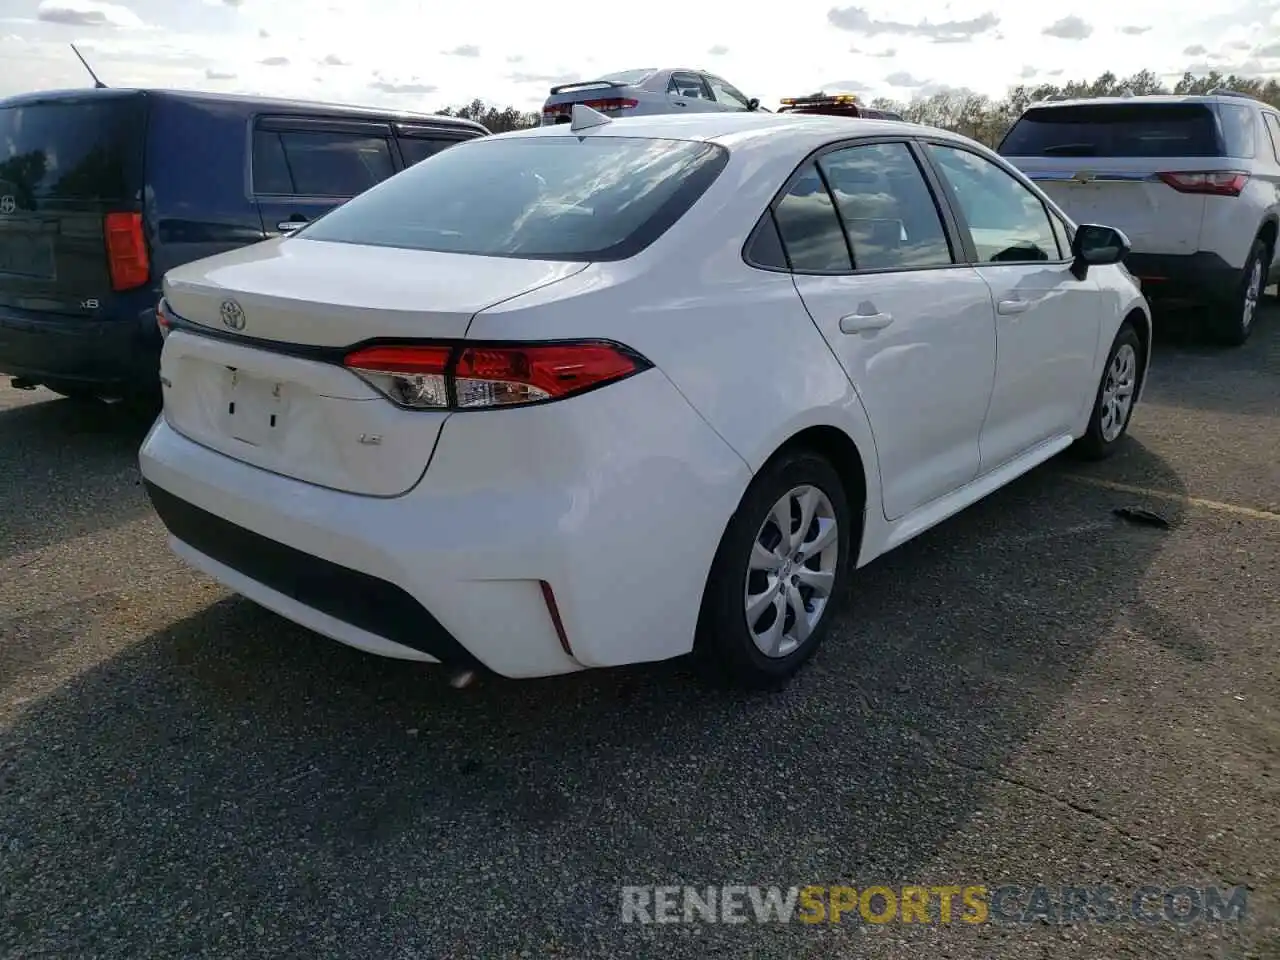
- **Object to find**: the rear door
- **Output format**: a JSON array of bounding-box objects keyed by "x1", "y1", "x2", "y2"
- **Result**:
[
  {"x1": 770, "y1": 139, "x2": 998, "y2": 521},
  {"x1": 0, "y1": 92, "x2": 147, "y2": 317},
  {"x1": 1000, "y1": 101, "x2": 1228, "y2": 256},
  {"x1": 251, "y1": 115, "x2": 399, "y2": 239}
]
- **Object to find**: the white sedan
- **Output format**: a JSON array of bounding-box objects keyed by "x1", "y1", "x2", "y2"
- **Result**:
[{"x1": 139, "y1": 106, "x2": 1150, "y2": 688}]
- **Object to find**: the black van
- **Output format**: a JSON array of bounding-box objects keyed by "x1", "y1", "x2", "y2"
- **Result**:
[{"x1": 0, "y1": 88, "x2": 489, "y2": 402}]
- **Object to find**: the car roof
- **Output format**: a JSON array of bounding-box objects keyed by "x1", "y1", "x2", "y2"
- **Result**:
[
  {"x1": 495, "y1": 110, "x2": 955, "y2": 153},
  {"x1": 0, "y1": 86, "x2": 489, "y2": 132},
  {"x1": 1024, "y1": 93, "x2": 1254, "y2": 110}
]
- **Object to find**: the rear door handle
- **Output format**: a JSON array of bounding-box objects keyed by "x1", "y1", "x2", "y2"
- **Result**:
[
  {"x1": 278, "y1": 220, "x2": 306, "y2": 233},
  {"x1": 997, "y1": 298, "x2": 1030, "y2": 316},
  {"x1": 839, "y1": 312, "x2": 894, "y2": 334}
]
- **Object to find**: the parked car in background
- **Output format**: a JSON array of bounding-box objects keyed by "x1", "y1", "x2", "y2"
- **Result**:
[
  {"x1": 140, "y1": 108, "x2": 1149, "y2": 690},
  {"x1": 777, "y1": 92, "x2": 903, "y2": 121},
  {"x1": 540, "y1": 68, "x2": 760, "y2": 124},
  {"x1": 0, "y1": 87, "x2": 487, "y2": 403},
  {"x1": 999, "y1": 90, "x2": 1280, "y2": 345}
]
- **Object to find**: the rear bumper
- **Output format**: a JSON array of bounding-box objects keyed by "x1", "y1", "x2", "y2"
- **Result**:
[
  {"x1": 137, "y1": 371, "x2": 751, "y2": 679},
  {"x1": 1123, "y1": 252, "x2": 1241, "y2": 304},
  {"x1": 0, "y1": 301, "x2": 162, "y2": 391}
]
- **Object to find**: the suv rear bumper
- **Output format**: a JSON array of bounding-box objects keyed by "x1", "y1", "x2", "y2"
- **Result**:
[
  {"x1": 1124, "y1": 252, "x2": 1241, "y2": 304},
  {"x1": 0, "y1": 302, "x2": 162, "y2": 392}
]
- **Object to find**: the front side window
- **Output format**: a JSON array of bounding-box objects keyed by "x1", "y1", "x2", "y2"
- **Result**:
[
  {"x1": 818, "y1": 142, "x2": 953, "y2": 269},
  {"x1": 926, "y1": 144, "x2": 1061, "y2": 263},
  {"x1": 297, "y1": 135, "x2": 729, "y2": 261},
  {"x1": 707, "y1": 76, "x2": 751, "y2": 110}
]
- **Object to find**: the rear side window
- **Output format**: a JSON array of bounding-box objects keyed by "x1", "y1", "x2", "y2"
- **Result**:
[
  {"x1": 252, "y1": 128, "x2": 395, "y2": 197},
  {"x1": 999, "y1": 103, "x2": 1222, "y2": 158},
  {"x1": 398, "y1": 136, "x2": 468, "y2": 167},
  {"x1": 817, "y1": 142, "x2": 953, "y2": 269},
  {"x1": 1262, "y1": 113, "x2": 1280, "y2": 163},
  {"x1": 1216, "y1": 104, "x2": 1256, "y2": 158},
  {"x1": 772, "y1": 163, "x2": 853, "y2": 272},
  {"x1": 297, "y1": 135, "x2": 729, "y2": 261},
  {"x1": 0, "y1": 96, "x2": 145, "y2": 204}
]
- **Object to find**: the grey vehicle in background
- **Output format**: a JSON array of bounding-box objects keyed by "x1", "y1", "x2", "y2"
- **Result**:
[{"x1": 540, "y1": 67, "x2": 761, "y2": 124}]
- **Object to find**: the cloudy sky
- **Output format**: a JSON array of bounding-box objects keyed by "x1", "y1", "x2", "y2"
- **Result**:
[{"x1": 2, "y1": 0, "x2": 1279, "y2": 111}]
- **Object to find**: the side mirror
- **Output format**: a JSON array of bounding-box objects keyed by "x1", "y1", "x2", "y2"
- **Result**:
[
  {"x1": 1070, "y1": 223, "x2": 1130, "y2": 279},
  {"x1": 747, "y1": 97, "x2": 760, "y2": 111}
]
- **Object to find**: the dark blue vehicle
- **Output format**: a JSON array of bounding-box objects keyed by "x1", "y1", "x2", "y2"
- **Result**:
[{"x1": 0, "y1": 87, "x2": 488, "y2": 402}]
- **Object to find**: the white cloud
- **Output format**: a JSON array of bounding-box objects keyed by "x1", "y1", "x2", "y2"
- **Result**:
[
  {"x1": 35, "y1": 0, "x2": 143, "y2": 28},
  {"x1": 1, "y1": 0, "x2": 1275, "y2": 110},
  {"x1": 1042, "y1": 15, "x2": 1093, "y2": 40}
]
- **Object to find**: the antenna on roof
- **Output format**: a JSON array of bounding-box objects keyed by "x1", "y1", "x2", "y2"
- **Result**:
[
  {"x1": 569, "y1": 102, "x2": 612, "y2": 133},
  {"x1": 70, "y1": 43, "x2": 107, "y2": 88}
]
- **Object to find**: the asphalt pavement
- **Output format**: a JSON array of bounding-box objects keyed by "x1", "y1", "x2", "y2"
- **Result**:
[{"x1": 1, "y1": 310, "x2": 1277, "y2": 959}]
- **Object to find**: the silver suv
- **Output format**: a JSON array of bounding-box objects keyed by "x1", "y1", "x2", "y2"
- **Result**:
[{"x1": 1000, "y1": 90, "x2": 1280, "y2": 345}]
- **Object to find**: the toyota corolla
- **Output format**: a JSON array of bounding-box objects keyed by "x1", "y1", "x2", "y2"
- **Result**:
[{"x1": 139, "y1": 106, "x2": 1150, "y2": 688}]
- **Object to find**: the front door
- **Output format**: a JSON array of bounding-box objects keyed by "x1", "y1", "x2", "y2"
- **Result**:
[
  {"x1": 922, "y1": 142, "x2": 1103, "y2": 469},
  {"x1": 774, "y1": 141, "x2": 998, "y2": 521}
]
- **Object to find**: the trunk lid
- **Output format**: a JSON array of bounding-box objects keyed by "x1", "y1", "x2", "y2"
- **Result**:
[
  {"x1": 0, "y1": 91, "x2": 147, "y2": 316},
  {"x1": 1000, "y1": 100, "x2": 1228, "y2": 256},
  {"x1": 160, "y1": 237, "x2": 589, "y2": 496},
  {"x1": 540, "y1": 72, "x2": 652, "y2": 124}
]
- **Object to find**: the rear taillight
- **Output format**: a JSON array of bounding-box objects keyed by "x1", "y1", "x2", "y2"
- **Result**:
[
  {"x1": 156, "y1": 297, "x2": 174, "y2": 339},
  {"x1": 1157, "y1": 171, "x2": 1249, "y2": 196},
  {"x1": 104, "y1": 212, "x2": 149, "y2": 291},
  {"x1": 343, "y1": 340, "x2": 650, "y2": 410},
  {"x1": 542, "y1": 97, "x2": 639, "y2": 121}
]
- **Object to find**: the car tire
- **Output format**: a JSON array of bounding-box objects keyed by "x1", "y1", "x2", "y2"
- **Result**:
[
  {"x1": 694, "y1": 449, "x2": 852, "y2": 689},
  {"x1": 1214, "y1": 239, "x2": 1266, "y2": 346},
  {"x1": 1071, "y1": 321, "x2": 1143, "y2": 461}
]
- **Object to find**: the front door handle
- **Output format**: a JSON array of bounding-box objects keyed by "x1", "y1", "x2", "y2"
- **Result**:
[
  {"x1": 278, "y1": 220, "x2": 306, "y2": 234},
  {"x1": 997, "y1": 298, "x2": 1030, "y2": 316},
  {"x1": 839, "y1": 311, "x2": 894, "y2": 334}
]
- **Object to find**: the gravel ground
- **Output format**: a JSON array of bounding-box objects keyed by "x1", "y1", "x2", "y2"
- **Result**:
[{"x1": 1, "y1": 310, "x2": 1278, "y2": 959}]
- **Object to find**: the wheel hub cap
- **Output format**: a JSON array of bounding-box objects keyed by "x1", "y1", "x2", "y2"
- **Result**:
[{"x1": 744, "y1": 484, "x2": 840, "y2": 659}]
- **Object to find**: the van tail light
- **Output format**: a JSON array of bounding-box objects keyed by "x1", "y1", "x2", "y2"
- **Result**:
[
  {"x1": 104, "y1": 212, "x2": 150, "y2": 291},
  {"x1": 1157, "y1": 171, "x2": 1249, "y2": 196},
  {"x1": 342, "y1": 340, "x2": 651, "y2": 410}
]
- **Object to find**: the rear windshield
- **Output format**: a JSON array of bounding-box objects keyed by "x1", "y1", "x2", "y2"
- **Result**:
[
  {"x1": 599, "y1": 69, "x2": 657, "y2": 86},
  {"x1": 298, "y1": 135, "x2": 730, "y2": 261},
  {"x1": 0, "y1": 96, "x2": 146, "y2": 204},
  {"x1": 999, "y1": 103, "x2": 1222, "y2": 158}
]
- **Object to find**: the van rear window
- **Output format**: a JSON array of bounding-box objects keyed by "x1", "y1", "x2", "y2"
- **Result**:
[
  {"x1": 0, "y1": 96, "x2": 145, "y2": 203},
  {"x1": 298, "y1": 134, "x2": 729, "y2": 261},
  {"x1": 998, "y1": 103, "x2": 1221, "y2": 158}
]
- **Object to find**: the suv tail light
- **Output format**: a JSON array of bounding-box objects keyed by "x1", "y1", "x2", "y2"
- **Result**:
[
  {"x1": 343, "y1": 340, "x2": 651, "y2": 410},
  {"x1": 1157, "y1": 171, "x2": 1249, "y2": 196},
  {"x1": 104, "y1": 212, "x2": 150, "y2": 291}
]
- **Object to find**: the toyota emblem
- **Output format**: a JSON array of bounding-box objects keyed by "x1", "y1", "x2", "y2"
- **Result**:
[
  {"x1": 0, "y1": 196, "x2": 15, "y2": 215},
  {"x1": 220, "y1": 299, "x2": 246, "y2": 331}
]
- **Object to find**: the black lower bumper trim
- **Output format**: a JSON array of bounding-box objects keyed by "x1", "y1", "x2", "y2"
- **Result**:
[
  {"x1": 1124, "y1": 251, "x2": 1241, "y2": 303},
  {"x1": 143, "y1": 480, "x2": 481, "y2": 668}
]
